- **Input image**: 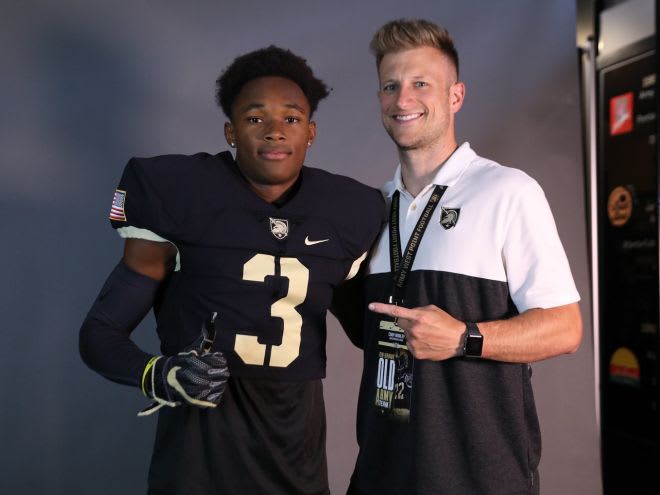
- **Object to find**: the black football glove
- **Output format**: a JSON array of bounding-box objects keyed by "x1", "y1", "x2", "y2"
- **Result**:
[{"x1": 138, "y1": 312, "x2": 229, "y2": 416}]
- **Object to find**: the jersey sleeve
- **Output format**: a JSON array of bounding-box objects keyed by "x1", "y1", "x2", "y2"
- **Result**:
[
  {"x1": 340, "y1": 185, "x2": 386, "y2": 280},
  {"x1": 109, "y1": 157, "x2": 182, "y2": 242},
  {"x1": 502, "y1": 179, "x2": 580, "y2": 312}
]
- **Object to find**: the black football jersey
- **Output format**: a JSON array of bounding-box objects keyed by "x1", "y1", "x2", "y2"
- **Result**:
[
  {"x1": 109, "y1": 151, "x2": 384, "y2": 494},
  {"x1": 111, "y1": 151, "x2": 384, "y2": 380}
]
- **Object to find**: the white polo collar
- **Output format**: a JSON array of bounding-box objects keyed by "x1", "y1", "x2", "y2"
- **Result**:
[{"x1": 385, "y1": 142, "x2": 476, "y2": 198}]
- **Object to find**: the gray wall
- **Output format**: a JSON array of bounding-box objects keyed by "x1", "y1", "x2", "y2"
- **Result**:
[{"x1": 0, "y1": 1, "x2": 601, "y2": 493}]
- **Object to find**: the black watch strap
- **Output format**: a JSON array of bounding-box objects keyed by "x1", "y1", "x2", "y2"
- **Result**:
[{"x1": 462, "y1": 322, "x2": 483, "y2": 357}]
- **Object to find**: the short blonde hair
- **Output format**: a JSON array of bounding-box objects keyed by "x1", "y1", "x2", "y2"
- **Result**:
[{"x1": 370, "y1": 18, "x2": 459, "y2": 76}]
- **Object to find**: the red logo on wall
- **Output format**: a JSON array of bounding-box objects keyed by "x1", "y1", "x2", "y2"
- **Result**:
[{"x1": 609, "y1": 92, "x2": 634, "y2": 136}]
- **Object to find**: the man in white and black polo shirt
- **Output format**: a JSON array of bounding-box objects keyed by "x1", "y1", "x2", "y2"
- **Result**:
[{"x1": 346, "y1": 19, "x2": 582, "y2": 495}]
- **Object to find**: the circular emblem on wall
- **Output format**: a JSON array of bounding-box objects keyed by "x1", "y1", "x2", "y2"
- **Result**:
[
  {"x1": 607, "y1": 186, "x2": 633, "y2": 227},
  {"x1": 609, "y1": 347, "x2": 640, "y2": 387}
]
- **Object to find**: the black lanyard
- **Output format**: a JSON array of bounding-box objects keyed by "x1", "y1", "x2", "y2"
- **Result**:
[{"x1": 389, "y1": 184, "x2": 447, "y2": 304}]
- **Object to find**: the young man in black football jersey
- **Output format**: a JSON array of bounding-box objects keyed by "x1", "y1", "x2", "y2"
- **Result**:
[{"x1": 80, "y1": 46, "x2": 384, "y2": 495}]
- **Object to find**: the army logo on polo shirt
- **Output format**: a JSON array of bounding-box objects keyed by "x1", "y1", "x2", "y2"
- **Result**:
[
  {"x1": 439, "y1": 207, "x2": 460, "y2": 229},
  {"x1": 270, "y1": 217, "x2": 289, "y2": 240}
]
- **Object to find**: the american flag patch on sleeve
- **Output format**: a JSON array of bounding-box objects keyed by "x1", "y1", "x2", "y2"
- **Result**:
[{"x1": 109, "y1": 189, "x2": 127, "y2": 221}]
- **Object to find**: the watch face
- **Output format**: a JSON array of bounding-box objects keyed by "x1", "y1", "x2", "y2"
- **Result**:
[
  {"x1": 465, "y1": 323, "x2": 483, "y2": 357},
  {"x1": 465, "y1": 334, "x2": 483, "y2": 357}
]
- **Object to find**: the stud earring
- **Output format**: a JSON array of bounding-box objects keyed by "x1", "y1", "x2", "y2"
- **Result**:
[
  {"x1": 307, "y1": 142, "x2": 312, "y2": 147},
  {"x1": 230, "y1": 142, "x2": 235, "y2": 148}
]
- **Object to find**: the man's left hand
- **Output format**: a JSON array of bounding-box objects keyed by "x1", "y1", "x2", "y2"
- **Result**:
[{"x1": 368, "y1": 302, "x2": 465, "y2": 360}]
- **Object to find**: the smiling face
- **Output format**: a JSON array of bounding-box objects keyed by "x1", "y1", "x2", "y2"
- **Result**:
[
  {"x1": 377, "y1": 46, "x2": 464, "y2": 153},
  {"x1": 224, "y1": 76, "x2": 316, "y2": 200}
]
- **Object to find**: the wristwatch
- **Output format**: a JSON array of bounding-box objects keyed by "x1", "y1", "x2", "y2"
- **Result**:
[{"x1": 462, "y1": 322, "x2": 483, "y2": 357}]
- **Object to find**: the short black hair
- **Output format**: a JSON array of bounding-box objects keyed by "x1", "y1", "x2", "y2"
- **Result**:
[{"x1": 216, "y1": 45, "x2": 330, "y2": 119}]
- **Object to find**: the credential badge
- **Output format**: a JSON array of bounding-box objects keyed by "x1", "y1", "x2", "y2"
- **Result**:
[
  {"x1": 270, "y1": 217, "x2": 289, "y2": 239},
  {"x1": 439, "y1": 207, "x2": 460, "y2": 230}
]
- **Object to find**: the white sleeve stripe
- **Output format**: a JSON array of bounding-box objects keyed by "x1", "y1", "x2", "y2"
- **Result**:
[
  {"x1": 345, "y1": 251, "x2": 368, "y2": 281},
  {"x1": 115, "y1": 226, "x2": 181, "y2": 272},
  {"x1": 117, "y1": 226, "x2": 168, "y2": 242}
]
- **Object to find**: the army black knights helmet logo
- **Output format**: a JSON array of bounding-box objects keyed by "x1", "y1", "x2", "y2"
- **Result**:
[
  {"x1": 440, "y1": 207, "x2": 460, "y2": 230},
  {"x1": 270, "y1": 217, "x2": 289, "y2": 239}
]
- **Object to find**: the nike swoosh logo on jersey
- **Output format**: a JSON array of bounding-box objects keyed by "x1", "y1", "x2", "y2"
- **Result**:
[{"x1": 305, "y1": 236, "x2": 329, "y2": 246}]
